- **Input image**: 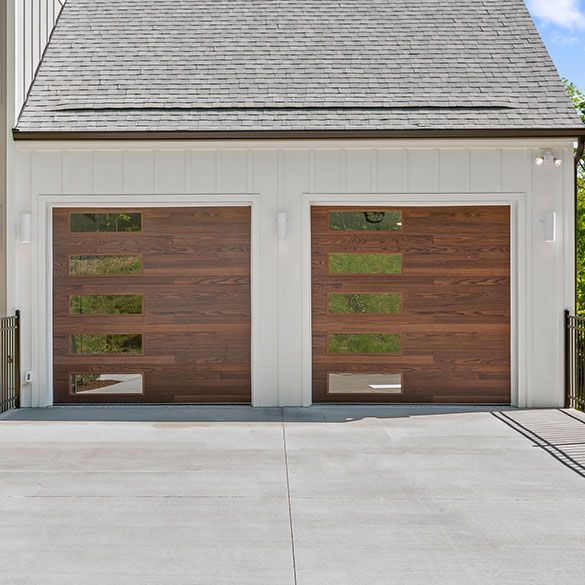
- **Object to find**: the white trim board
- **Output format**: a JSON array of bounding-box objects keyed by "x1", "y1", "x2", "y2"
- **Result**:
[
  {"x1": 301, "y1": 193, "x2": 527, "y2": 407},
  {"x1": 33, "y1": 193, "x2": 261, "y2": 407},
  {"x1": 16, "y1": 138, "x2": 576, "y2": 152}
]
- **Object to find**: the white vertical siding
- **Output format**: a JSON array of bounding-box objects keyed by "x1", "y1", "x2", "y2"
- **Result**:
[
  {"x1": 470, "y1": 149, "x2": 501, "y2": 192},
  {"x1": 407, "y1": 149, "x2": 437, "y2": 192},
  {"x1": 439, "y1": 149, "x2": 470, "y2": 193},
  {"x1": 31, "y1": 150, "x2": 62, "y2": 194},
  {"x1": 528, "y1": 147, "x2": 567, "y2": 407},
  {"x1": 345, "y1": 149, "x2": 373, "y2": 193},
  {"x1": 187, "y1": 150, "x2": 217, "y2": 194},
  {"x1": 0, "y1": 0, "x2": 7, "y2": 312},
  {"x1": 314, "y1": 149, "x2": 341, "y2": 193},
  {"x1": 124, "y1": 151, "x2": 154, "y2": 194},
  {"x1": 220, "y1": 150, "x2": 247, "y2": 194},
  {"x1": 376, "y1": 149, "x2": 405, "y2": 193},
  {"x1": 93, "y1": 151, "x2": 124, "y2": 194},
  {"x1": 279, "y1": 149, "x2": 310, "y2": 406},
  {"x1": 154, "y1": 150, "x2": 186, "y2": 194},
  {"x1": 63, "y1": 151, "x2": 93, "y2": 194},
  {"x1": 15, "y1": 1, "x2": 64, "y2": 114},
  {"x1": 251, "y1": 149, "x2": 279, "y2": 406},
  {"x1": 11, "y1": 139, "x2": 575, "y2": 408},
  {"x1": 501, "y1": 149, "x2": 529, "y2": 193},
  {"x1": 12, "y1": 150, "x2": 32, "y2": 405}
]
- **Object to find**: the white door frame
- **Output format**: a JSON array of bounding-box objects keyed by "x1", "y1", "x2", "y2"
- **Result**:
[
  {"x1": 301, "y1": 193, "x2": 527, "y2": 407},
  {"x1": 33, "y1": 193, "x2": 261, "y2": 407}
]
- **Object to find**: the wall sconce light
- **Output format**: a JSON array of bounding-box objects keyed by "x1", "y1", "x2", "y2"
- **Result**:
[
  {"x1": 535, "y1": 151, "x2": 562, "y2": 167},
  {"x1": 21, "y1": 213, "x2": 32, "y2": 243},
  {"x1": 539, "y1": 211, "x2": 557, "y2": 243},
  {"x1": 276, "y1": 212, "x2": 288, "y2": 241}
]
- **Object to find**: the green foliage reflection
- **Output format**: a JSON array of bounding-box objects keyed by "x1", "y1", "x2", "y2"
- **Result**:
[
  {"x1": 329, "y1": 211, "x2": 402, "y2": 231},
  {"x1": 329, "y1": 293, "x2": 401, "y2": 314},
  {"x1": 69, "y1": 255, "x2": 142, "y2": 276},
  {"x1": 329, "y1": 253, "x2": 401, "y2": 274},
  {"x1": 70, "y1": 213, "x2": 141, "y2": 233},
  {"x1": 328, "y1": 333, "x2": 401, "y2": 353},
  {"x1": 71, "y1": 334, "x2": 142, "y2": 354},
  {"x1": 70, "y1": 294, "x2": 142, "y2": 315}
]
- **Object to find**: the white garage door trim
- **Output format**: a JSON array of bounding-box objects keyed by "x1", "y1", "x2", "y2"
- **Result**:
[
  {"x1": 301, "y1": 192, "x2": 527, "y2": 407},
  {"x1": 33, "y1": 193, "x2": 261, "y2": 407}
]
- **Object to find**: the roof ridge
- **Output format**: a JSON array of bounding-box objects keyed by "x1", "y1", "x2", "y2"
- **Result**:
[{"x1": 53, "y1": 105, "x2": 521, "y2": 113}]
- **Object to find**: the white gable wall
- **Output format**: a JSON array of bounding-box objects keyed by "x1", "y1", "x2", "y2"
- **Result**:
[
  {"x1": 0, "y1": 0, "x2": 7, "y2": 315},
  {"x1": 3, "y1": 0, "x2": 64, "y2": 315},
  {"x1": 14, "y1": 0, "x2": 64, "y2": 117},
  {"x1": 8, "y1": 138, "x2": 575, "y2": 408}
]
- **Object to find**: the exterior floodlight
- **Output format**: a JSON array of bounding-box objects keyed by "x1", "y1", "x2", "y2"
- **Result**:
[{"x1": 535, "y1": 151, "x2": 562, "y2": 167}]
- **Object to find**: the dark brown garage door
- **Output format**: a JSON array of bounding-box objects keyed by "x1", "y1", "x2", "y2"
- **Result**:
[
  {"x1": 312, "y1": 206, "x2": 510, "y2": 404},
  {"x1": 53, "y1": 207, "x2": 251, "y2": 404}
]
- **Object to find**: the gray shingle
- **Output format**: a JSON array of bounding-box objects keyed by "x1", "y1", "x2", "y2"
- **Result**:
[{"x1": 15, "y1": 0, "x2": 585, "y2": 134}]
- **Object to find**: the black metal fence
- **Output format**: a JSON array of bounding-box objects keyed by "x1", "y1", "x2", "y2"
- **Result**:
[
  {"x1": 565, "y1": 310, "x2": 585, "y2": 410},
  {"x1": 0, "y1": 311, "x2": 20, "y2": 414}
]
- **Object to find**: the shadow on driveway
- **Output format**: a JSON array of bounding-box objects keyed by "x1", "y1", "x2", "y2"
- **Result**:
[{"x1": 1, "y1": 404, "x2": 516, "y2": 423}]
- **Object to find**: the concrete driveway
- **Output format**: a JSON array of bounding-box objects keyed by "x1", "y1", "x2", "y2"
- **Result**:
[{"x1": 1, "y1": 405, "x2": 584, "y2": 585}]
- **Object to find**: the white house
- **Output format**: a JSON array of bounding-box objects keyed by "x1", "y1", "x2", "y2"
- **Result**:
[{"x1": 2, "y1": 0, "x2": 584, "y2": 408}]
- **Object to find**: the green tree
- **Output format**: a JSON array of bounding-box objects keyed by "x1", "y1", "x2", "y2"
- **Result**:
[
  {"x1": 564, "y1": 80, "x2": 585, "y2": 313},
  {"x1": 565, "y1": 81, "x2": 585, "y2": 124}
]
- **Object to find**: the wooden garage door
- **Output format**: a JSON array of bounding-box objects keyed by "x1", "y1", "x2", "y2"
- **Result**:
[
  {"x1": 312, "y1": 206, "x2": 510, "y2": 404},
  {"x1": 53, "y1": 207, "x2": 251, "y2": 404}
]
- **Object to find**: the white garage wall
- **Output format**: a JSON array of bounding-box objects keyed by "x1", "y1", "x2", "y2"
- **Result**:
[{"x1": 9, "y1": 139, "x2": 575, "y2": 408}]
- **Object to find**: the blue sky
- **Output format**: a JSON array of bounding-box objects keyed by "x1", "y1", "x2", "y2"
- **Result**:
[{"x1": 526, "y1": 0, "x2": 585, "y2": 90}]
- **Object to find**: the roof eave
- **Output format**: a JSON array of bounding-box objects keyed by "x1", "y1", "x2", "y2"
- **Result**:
[{"x1": 12, "y1": 127, "x2": 585, "y2": 141}]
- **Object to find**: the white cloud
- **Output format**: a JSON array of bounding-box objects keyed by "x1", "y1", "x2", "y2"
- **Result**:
[
  {"x1": 528, "y1": 0, "x2": 585, "y2": 29},
  {"x1": 551, "y1": 31, "x2": 581, "y2": 45}
]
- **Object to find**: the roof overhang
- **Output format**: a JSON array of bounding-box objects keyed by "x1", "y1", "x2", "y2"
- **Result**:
[{"x1": 12, "y1": 127, "x2": 585, "y2": 141}]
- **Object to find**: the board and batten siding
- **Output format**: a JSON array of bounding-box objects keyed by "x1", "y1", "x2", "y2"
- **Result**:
[
  {"x1": 9, "y1": 140, "x2": 575, "y2": 408},
  {"x1": 0, "y1": 0, "x2": 8, "y2": 315}
]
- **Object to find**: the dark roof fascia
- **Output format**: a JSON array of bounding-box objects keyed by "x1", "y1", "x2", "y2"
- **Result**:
[{"x1": 12, "y1": 127, "x2": 585, "y2": 141}]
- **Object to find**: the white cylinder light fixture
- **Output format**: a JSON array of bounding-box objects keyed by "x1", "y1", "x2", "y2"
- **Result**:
[
  {"x1": 544, "y1": 211, "x2": 557, "y2": 243},
  {"x1": 276, "y1": 212, "x2": 288, "y2": 241},
  {"x1": 21, "y1": 213, "x2": 32, "y2": 243}
]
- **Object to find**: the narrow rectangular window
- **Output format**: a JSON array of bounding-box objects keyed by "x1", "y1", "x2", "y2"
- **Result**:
[
  {"x1": 329, "y1": 211, "x2": 402, "y2": 231},
  {"x1": 328, "y1": 333, "x2": 401, "y2": 354},
  {"x1": 71, "y1": 334, "x2": 143, "y2": 354},
  {"x1": 70, "y1": 212, "x2": 141, "y2": 233},
  {"x1": 328, "y1": 253, "x2": 401, "y2": 275},
  {"x1": 69, "y1": 255, "x2": 142, "y2": 276},
  {"x1": 71, "y1": 373, "x2": 143, "y2": 395},
  {"x1": 70, "y1": 294, "x2": 143, "y2": 315},
  {"x1": 328, "y1": 373, "x2": 402, "y2": 394},
  {"x1": 328, "y1": 293, "x2": 401, "y2": 314}
]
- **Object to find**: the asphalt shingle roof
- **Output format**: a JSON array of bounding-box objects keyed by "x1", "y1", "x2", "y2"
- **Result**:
[{"x1": 15, "y1": 0, "x2": 585, "y2": 135}]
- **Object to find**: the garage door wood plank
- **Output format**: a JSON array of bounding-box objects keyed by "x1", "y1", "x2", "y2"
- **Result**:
[
  {"x1": 312, "y1": 206, "x2": 511, "y2": 404},
  {"x1": 53, "y1": 207, "x2": 252, "y2": 404}
]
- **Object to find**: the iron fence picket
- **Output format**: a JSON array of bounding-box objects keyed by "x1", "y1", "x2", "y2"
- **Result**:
[
  {"x1": 566, "y1": 310, "x2": 585, "y2": 410},
  {"x1": 0, "y1": 311, "x2": 20, "y2": 414}
]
